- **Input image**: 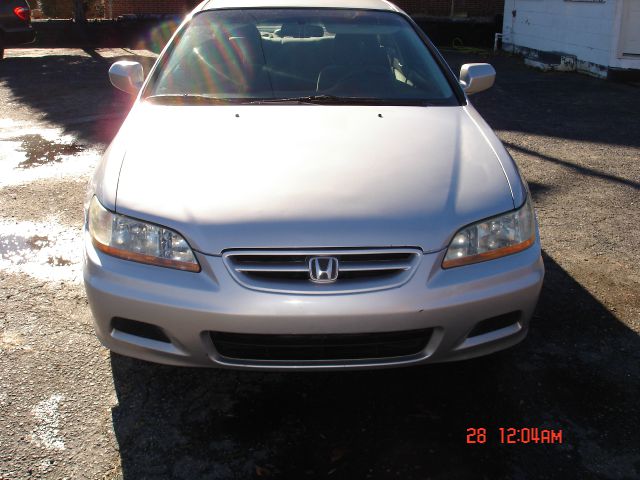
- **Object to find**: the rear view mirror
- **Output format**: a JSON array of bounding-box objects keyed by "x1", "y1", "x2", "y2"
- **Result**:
[
  {"x1": 109, "y1": 61, "x2": 144, "y2": 95},
  {"x1": 459, "y1": 63, "x2": 496, "y2": 95}
]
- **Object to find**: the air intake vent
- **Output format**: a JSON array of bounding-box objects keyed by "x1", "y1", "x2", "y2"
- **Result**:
[
  {"x1": 211, "y1": 329, "x2": 433, "y2": 361},
  {"x1": 111, "y1": 317, "x2": 171, "y2": 343},
  {"x1": 223, "y1": 248, "x2": 421, "y2": 294}
]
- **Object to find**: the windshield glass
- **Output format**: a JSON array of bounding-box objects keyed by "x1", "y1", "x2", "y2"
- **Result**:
[{"x1": 144, "y1": 8, "x2": 457, "y2": 105}]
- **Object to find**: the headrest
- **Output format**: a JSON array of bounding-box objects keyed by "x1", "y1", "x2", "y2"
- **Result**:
[
  {"x1": 226, "y1": 23, "x2": 262, "y2": 43},
  {"x1": 226, "y1": 24, "x2": 264, "y2": 64},
  {"x1": 278, "y1": 23, "x2": 324, "y2": 38}
]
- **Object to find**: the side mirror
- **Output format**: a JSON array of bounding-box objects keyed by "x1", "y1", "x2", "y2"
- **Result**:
[
  {"x1": 109, "y1": 61, "x2": 144, "y2": 95},
  {"x1": 459, "y1": 63, "x2": 496, "y2": 95}
]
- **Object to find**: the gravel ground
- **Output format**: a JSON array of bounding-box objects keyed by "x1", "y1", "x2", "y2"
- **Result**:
[{"x1": 0, "y1": 47, "x2": 638, "y2": 480}]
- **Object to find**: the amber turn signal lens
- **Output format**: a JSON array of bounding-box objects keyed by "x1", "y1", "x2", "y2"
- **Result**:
[
  {"x1": 443, "y1": 197, "x2": 536, "y2": 269},
  {"x1": 87, "y1": 196, "x2": 201, "y2": 272}
]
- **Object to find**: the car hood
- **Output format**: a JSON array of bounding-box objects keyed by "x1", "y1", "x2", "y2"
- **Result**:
[{"x1": 114, "y1": 103, "x2": 515, "y2": 255}]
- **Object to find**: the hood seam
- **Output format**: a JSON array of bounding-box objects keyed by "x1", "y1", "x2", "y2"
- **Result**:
[{"x1": 462, "y1": 106, "x2": 516, "y2": 209}]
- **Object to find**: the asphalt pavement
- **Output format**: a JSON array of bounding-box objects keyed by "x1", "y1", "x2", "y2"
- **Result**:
[{"x1": 0, "y1": 47, "x2": 638, "y2": 480}]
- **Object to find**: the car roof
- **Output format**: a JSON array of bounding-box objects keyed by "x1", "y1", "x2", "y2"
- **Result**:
[{"x1": 199, "y1": 0, "x2": 401, "y2": 13}]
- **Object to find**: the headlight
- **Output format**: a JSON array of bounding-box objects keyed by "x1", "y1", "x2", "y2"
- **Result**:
[
  {"x1": 88, "y1": 196, "x2": 200, "y2": 272},
  {"x1": 443, "y1": 197, "x2": 535, "y2": 268}
]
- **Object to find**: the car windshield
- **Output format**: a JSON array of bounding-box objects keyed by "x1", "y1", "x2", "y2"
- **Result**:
[{"x1": 143, "y1": 8, "x2": 457, "y2": 105}]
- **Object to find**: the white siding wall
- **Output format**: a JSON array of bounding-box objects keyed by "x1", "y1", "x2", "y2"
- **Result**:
[
  {"x1": 502, "y1": 0, "x2": 617, "y2": 68},
  {"x1": 610, "y1": 0, "x2": 640, "y2": 69}
]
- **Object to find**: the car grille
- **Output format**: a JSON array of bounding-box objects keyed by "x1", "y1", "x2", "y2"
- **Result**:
[
  {"x1": 222, "y1": 248, "x2": 422, "y2": 293},
  {"x1": 210, "y1": 329, "x2": 433, "y2": 361}
]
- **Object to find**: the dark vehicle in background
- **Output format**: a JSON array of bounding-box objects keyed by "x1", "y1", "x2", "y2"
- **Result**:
[{"x1": 0, "y1": 0, "x2": 35, "y2": 59}]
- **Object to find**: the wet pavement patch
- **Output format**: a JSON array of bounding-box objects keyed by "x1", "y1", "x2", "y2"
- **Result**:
[
  {"x1": 47, "y1": 256, "x2": 72, "y2": 266},
  {"x1": 0, "y1": 129, "x2": 100, "y2": 189},
  {"x1": 0, "y1": 219, "x2": 83, "y2": 283},
  {"x1": 0, "y1": 234, "x2": 45, "y2": 263},
  {"x1": 13, "y1": 134, "x2": 85, "y2": 169},
  {"x1": 27, "y1": 235, "x2": 51, "y2": 250}
]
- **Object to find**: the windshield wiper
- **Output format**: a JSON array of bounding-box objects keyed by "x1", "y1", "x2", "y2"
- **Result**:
[
  {"x1": 249, "y1": 95, "x2": 433, "y2": 106},
  {"x1": 248, "y1": 94, "x2": 342, "y2": 104},
  {"x1": 144, "y1": 94, "x2": 434, "y2": 106},
  {"x1": 144, "y1": 94, "x2": 241, "y2": 105}
]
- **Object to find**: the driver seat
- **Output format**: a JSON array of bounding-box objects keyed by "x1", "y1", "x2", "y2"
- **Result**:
[{"x1": 316, "y1": 34, "x2": 390, "y2": 93}]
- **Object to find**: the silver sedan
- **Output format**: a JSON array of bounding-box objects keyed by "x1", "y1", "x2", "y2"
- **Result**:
[{"x1": 83, "y1": 0, "x2": 544, "y2": 370}]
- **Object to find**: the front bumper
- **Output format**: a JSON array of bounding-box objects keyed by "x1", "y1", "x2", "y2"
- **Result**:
[{"x1": 83, "y1": 232, "x2": 544, "y2": 370}]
